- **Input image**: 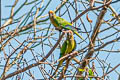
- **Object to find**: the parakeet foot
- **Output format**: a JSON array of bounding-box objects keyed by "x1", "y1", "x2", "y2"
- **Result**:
[{"x1": 62, "y1": 30, "x2": 73, "y2": 34}]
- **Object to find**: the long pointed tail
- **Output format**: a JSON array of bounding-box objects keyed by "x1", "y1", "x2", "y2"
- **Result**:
[
  {"x1": 74, "y1": 31, "x2": 87, "y2": 43},
  {"x1": 51, "y1": 65, "x2": 59, "y2": 78},
  {"x1": 74, "y1": 31, "x2": 84, "y2": 40},
  {"x1": 50, "y1": 60, "x2": 63, "y2": 78}
]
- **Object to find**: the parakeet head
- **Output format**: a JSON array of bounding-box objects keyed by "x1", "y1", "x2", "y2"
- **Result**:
[
  {"x1": 48, "y1": 10, "x2": 55, "y2": 18},
  {"x1": 67, "y1": 30, "x2": 74, "y2": 40}
]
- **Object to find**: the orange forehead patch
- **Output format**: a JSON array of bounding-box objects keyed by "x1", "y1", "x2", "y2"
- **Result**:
[{"x1": 49, "y1": 10, "x2": 54, "y2": 14}]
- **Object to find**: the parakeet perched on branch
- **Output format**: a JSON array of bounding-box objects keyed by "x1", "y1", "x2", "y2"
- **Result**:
[
  {"x1": 48, "y1": 10, "x2": 84, "y2": 40},
  {"x1": 51, "y1": 30, "x2": 76, "y2": 77}
]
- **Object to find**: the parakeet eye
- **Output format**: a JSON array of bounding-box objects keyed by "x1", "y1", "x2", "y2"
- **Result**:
[{"x1": 49, "y1": 13, "x2": 52, "y2": 16}]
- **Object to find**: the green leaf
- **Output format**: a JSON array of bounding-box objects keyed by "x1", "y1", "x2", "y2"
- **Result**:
[{"x1": 88, "y1": 69, "x2": 94, "y2": 80}]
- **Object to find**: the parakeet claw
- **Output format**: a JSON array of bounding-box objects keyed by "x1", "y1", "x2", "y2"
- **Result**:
[{"x1": 62, "y1": 30, "x2": 72, "y2": 34}]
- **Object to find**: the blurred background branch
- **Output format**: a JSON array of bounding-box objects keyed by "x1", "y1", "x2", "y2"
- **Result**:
[{"x1": 1, "y1": 0, "x2": 120, "y2": 80}]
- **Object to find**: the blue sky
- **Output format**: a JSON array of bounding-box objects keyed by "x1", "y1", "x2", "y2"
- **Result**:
[{"x1": 1, "y1": 0, "x2": 120, "y2": 80}]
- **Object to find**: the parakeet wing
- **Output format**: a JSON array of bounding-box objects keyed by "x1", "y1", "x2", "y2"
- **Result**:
[
  {"x1": 60, "y1": 40, "x2": 69, "y2": 58},
  {"x1": 72, "y1": 39, "x2": 76, "y2": 51},
  {"x1": 55, "y1": 16, "x2": 72, "y2": 27},
  {"x1": 64, "y1": 25, "x2": 77, "y2": 30}
]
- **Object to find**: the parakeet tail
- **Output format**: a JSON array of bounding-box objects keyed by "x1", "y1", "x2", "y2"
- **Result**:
[
  {"x1": 51, "y1": 60, "x2": 63, "y2": 78},
  {"x1": 74, "y1": 31, "x2": 84, "y2": 40}
]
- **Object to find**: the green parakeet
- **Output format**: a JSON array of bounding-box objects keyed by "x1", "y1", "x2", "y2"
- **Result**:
[
  {"x1": 52, "y1": 30, "x2": 76, "y2": 77},
  {"x1": 78, "y1": 68, "x2": 94, "y2": 80},
  {"x1": 48, "y1": 10, "x2": 84, "y2": 40}
]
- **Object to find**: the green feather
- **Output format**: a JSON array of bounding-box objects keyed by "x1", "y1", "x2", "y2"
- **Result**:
[
  {"x1": 49, "y1": 10, "x2": 85, "y2": 40},
  {"x1": 60, "y1": 40, "x2": 68, "y2": 58},
  {"x1": 51, "y1": 31, "x2": 76, "y2": 77},
  {"x1": 55, "y1": 17, "x2": 84, "y2": 40},
  {"x1": 55, "y1": 16, "x2": 72, "y2": 27}
]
